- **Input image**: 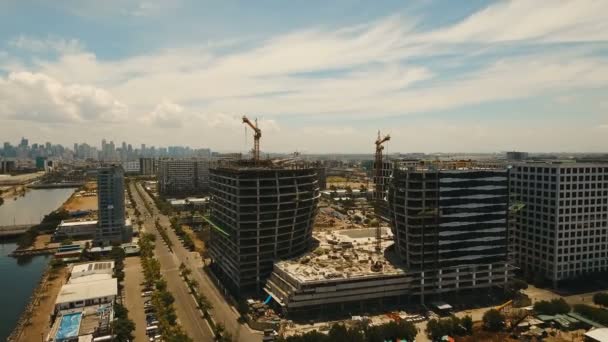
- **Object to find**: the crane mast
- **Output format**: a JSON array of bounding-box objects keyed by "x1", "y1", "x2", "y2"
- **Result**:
[
  {"x1": 242, "y1": 115, "x2": 261, "y2": 163},
  {"x1": 374, "y1": 131, "x2": 391, "y2": 254}
]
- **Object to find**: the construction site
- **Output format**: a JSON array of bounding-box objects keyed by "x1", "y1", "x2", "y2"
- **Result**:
[
  {"x1": 206, "y1": 118, "x2": 518, "y2": 339},
  {"x1": 207, "y1": 116, "x2": 321, "y2": 295}
]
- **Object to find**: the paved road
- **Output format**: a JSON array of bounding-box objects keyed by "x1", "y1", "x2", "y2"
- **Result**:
[
  {"x1": 134, "y1": 183, "x2": 262, "y2": 342},
  {"x1": 130, "y1": 183, "x2": 214, "y2": 342},
  {"x1": 124, "y1": 256, "x2": 148, "y2": 342}
]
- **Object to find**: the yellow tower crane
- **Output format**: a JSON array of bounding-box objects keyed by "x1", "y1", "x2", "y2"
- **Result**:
[{"x1": 242, "y1": 115, "x2": 261, "y2": 163}]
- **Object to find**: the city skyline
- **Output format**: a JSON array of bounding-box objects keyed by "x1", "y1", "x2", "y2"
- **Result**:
[{"x1": 1, "y1": 1, "x2": 607, "y2": 153}]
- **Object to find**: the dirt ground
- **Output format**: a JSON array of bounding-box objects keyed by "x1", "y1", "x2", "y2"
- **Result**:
[
  {"x1": 183, "y1": 225, "x2": 206, "y2": 254},
  {"x1": 25, "y1": 234, "x2": 56, "y2": 250},
  {"x1": 62, "y1": 195, "x2": 97, "y2": 211},
  {"x1": 83, "y1": 181, "x2": 97, "y2": 191},
  {"x1": 0, "y1": 185, "x2": 27, "y2": 199},
  {"x1": 17, "y1": 266, "x2": 68, "y2": 342}
]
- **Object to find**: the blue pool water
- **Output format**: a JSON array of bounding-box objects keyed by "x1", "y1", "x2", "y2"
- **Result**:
[{"x1": 55, "y1": 312, "x2": 82, "y2": 340}]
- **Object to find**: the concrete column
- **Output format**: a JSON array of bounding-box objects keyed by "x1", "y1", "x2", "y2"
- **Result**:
[
  {"x1": 420, "y1": 271, "x2": 425, "y2": 305},
  {"x1": 488, "y1": 264, "x2": 492, "y2": 284},
  {"x1": 438, "y1": 269, "x2": 442, "y2": 289}
]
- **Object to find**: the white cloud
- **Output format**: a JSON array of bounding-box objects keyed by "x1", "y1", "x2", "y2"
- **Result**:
[
  {"x1": 421, "y1": 0, "x2": 608, "y2": 43},
  {"x1": 0, "y1": 71, "x2": 127, "y2": 123},
  {"x1": 144, "y1": 100, "x2": 184, "y2": 128},
  {"x1": 3, "y1": 2, "x2": 608, "y2": 152}
]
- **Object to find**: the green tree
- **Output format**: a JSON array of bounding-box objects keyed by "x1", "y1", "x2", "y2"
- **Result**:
[
  {"x1": 593, "y1": 292, "x2": 608, "y2": 307},
  {"x1": 60, "y1": 238, "x2": 73, "y2": 246},
  {"x1": 461, "y1": 315, "x2": 474, "y2": 335},
  {"x1": 574, "y1": 304, "x2": 608, "y2": 325},
  {"x1": 506, "y1": 279, "x2": 528, "y2": 295},
  {"x1": 112, "y1": 317, "x2": 135, "y2": 342},
  {"x1": 533, "y1": 298, "x2": 570, "y2": 315},
  {"x1": 111, "y1": 246, "x2": 126, "y2": 264},
  {"x1": 482, "y1": 309, "x2": 505, "y2": 332},
  {"x1": 426, "y1": 319, "x2": 443, "y2": 340},
  {"x1": 159, "y1": 291, "x2": 175, "y2": 306}
]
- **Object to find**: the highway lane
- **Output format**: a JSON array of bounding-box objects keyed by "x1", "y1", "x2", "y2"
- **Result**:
[
  {"x1": 135, "y1": 182, "x2": 262, "y2": 342},
  {"x1": 130, "y1": 183, "x2": 214, "y2": 342}
]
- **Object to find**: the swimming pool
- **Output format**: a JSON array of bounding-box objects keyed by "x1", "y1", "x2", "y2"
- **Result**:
[{"x1": 55, "y1": 312, "x2": 82, "y2": 341}]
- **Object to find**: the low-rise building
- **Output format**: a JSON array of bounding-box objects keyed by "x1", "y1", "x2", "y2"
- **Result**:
[
  {"x1": 70, "y1": 261, "x2": 114, "y2": 279},
  {"x1": 54, "y1": 262, "x2": 118, "y2": 312},
  {"x1": 54, "y1": 220, "x2": 98, "y2": 240},
  {"x1": 585, "y1": 328, "x2": 608, "y2": 342},
  {"x1": 121, "y1": 160, "x2": 140, "y2": 174}
]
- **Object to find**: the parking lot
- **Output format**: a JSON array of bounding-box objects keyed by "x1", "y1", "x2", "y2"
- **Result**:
[{"x1": 124, "y1": 256, "x2": 148, "y2": 342}]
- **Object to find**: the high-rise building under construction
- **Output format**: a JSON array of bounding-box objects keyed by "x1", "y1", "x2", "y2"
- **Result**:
[
  {"x1": 208, "y1": 163, "x2": 320, "y2": 294},
  {"x1": 388, "y1": 166, "x2": 512, "y2": 294}
]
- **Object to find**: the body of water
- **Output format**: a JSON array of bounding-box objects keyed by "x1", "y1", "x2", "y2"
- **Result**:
[
  {"x1": 0, "y1": 188, "x2": 75, "y2": 226},
  {"x1": 0, "y1": 187, "x2": 74, "y2": 339},
  {"x1": 0, "y1": 242, "x2": 50, "y2": 341}
]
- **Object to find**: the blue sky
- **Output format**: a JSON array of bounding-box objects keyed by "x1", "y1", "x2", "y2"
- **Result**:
[{"x1": 1, "y1": 0, "x2": 607, "y2": 153}]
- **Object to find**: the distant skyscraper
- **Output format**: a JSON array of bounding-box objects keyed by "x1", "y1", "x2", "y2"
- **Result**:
[
  {"x1": 19, "y1": 137, "x2": 28, "y2": 147},
  {"x1": 506, "y1": 151, "x2": 529, "y2": 161},
  {"x1": 97, "y1": 166, "x2": 126, "y2": 245}
]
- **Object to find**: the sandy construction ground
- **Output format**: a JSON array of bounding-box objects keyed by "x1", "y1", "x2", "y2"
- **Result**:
[
  {"x1": 63, "y1": 195, "x2": 97, "y2": 212},
  {"x1": 17, "y1": 266, "x2": 68, "y2": 342}
]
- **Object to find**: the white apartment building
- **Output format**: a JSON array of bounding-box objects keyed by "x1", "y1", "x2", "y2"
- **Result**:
[
  {"x1": 510, "y1": 162, "x2": 608, "y2": 286},
  {"x1": 158, "y1": 158, "x2": 211, "y2": 195}
]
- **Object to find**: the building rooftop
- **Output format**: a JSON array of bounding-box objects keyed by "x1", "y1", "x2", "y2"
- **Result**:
[
  {"x1": 59, "y1": 220, "x2": 98, "y2": 227},
  {"x1": 186, "y1": 197, "x2": 209, "y2": 203},
  {"x1": 71, "y1": 262, "x2": 114, "y2": 276},
  {"x1": 68, "y1": 273, "x2": 113, "y2": 284},
  {"x1": 56, "y1": 278, "x2": 117, "y2": 305},
  {"x1": 274, "y1": 227, "x2": 405, "y2": 284},
  {"x1": 585, "y1": 328, "x2": 608, "y2": 342}
]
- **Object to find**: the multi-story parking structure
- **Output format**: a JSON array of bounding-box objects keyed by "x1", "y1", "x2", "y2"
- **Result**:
[
  {"x1": 208, "y1": 162, "x2": 320, "y2": 294},
  {"x1": 510, "y1": 162, "x2": 608, "y2": 287}
]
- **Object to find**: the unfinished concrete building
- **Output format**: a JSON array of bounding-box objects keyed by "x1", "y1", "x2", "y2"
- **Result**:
[
  {"x1": 264, "y1": 228, "x2": 415, "y2": 317},
  {"x1": 389, "y1": 166, "x2": 512, "y2": 295},
  {"x1": 262, "y1": 165, "x2": 514, "y2": 317},
  {"x1": 208, "y1": 162, "x2": 320, "y2": 294}
]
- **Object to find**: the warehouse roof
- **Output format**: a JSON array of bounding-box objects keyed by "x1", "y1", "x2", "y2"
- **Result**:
[
  {"x1": 56, "y1": 278, "x2": 117, "y2": 305},
  {"x1": 71, "y1": 262, "x2": 114, "y2": 275},
  {"x1": 68, "y1": 273, "x2": 113, "y2": 284},
  {"x1": 585, "y1": 328, "x2": 608, "y2": 342}
]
